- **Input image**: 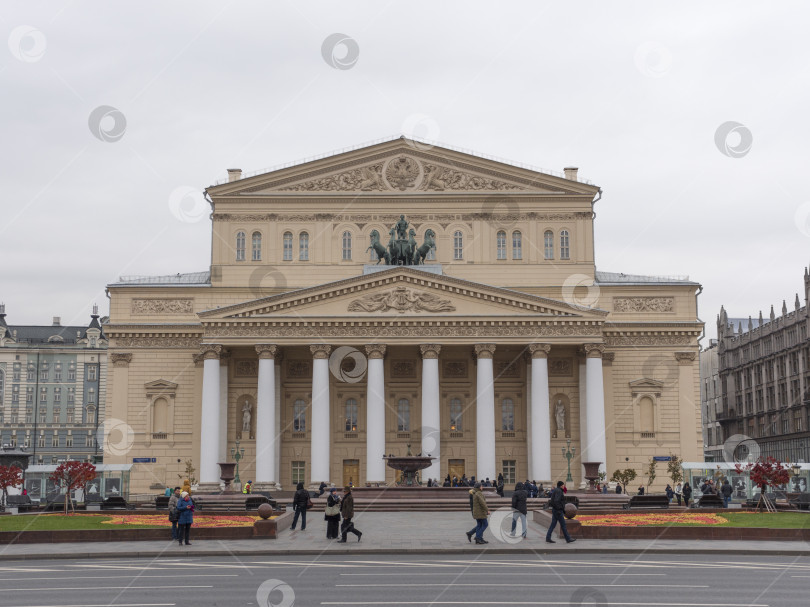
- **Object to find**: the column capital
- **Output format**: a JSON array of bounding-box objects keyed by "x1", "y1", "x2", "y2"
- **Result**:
[
  {"x1": 192, "y1": 353, "x2": 205, "y2": 367},
  {"x1": 602, "y1": 352, "x2": 616, "y2": 364},
  {"x1": 255, "y1": 344, "x2": 279, "y2": 360},
  {"x1": 365, "y1": 344, "x2": 387, "y2": 360},
  {"x1": 200, "y1": 344, "x2": 222, "y2": 360},
  {"x1": 310, "y1": 344, "x2": 332, "y2": 360},
  {"x1": 110, "y1": 353, "x2": 132, "y2": 368},
  {"x1": 529, "y1": 343, "x2": 552, "y2": 359},
  {"x1": 583, "y1": 343, "x2": 605, "y2": 359},
  {"x1": 675, "y1": 351, "x2": 697, "y2": 365},
  {"x1": 474, "y1": 343, "x2": 496, "y2": 359},
  {"x1": 420, "y1": 344, "x2": 442, "y2": 359}
]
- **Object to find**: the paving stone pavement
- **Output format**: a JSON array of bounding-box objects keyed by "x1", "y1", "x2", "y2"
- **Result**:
[{"x1": 1, "y1": 511, "x2": 809, "y2": 560}]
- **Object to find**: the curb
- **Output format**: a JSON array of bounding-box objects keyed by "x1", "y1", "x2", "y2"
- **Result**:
[{"x1": 2, "y1": 546, "x2": 810, "y2": 561}]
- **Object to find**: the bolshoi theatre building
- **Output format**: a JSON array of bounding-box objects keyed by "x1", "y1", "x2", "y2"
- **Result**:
[{"x1": 104, "y1": 137, "x2": 704, "y2": 493}]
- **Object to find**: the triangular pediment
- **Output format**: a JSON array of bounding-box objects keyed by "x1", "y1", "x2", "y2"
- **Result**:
[
  {"x1": 206, "y1": 138, "x2": 599, "y2": 196},
  {"x1": 199, "y1": 267, "x2": 608, "y2": 321},
  {"x1": 144, "y1": 379, "x2": 179, "y2": 394},
  {"x1": 629, "y1": 378, "x2": 664, "y2": 393}
]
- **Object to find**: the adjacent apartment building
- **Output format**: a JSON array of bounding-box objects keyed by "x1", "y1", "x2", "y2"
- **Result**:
[
  {"x1": 712, "y1": 267, "x2": 810, "y2": 463},
  {"x1": 0, "y1": 305, "x2": 108, "y2": 463}
]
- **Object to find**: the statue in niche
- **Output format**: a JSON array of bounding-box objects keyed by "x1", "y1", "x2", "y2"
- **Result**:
[
  {"x1": 242, "y1": 400, "x2": 252, "y2": 433},
  {"x1": 555, "y1": 399, "x2": 566, "y2": 435}
]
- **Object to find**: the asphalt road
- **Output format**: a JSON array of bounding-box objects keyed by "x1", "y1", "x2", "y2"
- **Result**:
[{"x1": 0, "y1": 553, "x2": 807, "y2": 607}]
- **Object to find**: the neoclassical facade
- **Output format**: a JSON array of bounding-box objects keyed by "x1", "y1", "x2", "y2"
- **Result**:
[{"x1": 105, "y1": 137, "x2": 703, "y2": 493}]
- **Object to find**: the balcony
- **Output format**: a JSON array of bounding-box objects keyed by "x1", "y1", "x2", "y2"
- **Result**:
[{"x1": 716, "y1": 409, "x2": 738, "y2": 421}]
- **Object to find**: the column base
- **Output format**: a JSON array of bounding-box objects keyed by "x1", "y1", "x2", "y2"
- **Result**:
[
  {"x1": 196, "y1": 482, "x2": 223, "y2": 494},
  {"x1": 252, "y1": 482, "x2": 282, "y2": 492}
]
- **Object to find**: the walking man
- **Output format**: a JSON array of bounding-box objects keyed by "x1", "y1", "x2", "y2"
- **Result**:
[
  {"x1": 465, "y1": 482, "x2": 490, "y2": 545},
  {"x1": 338, "y1": 486, "x2": 362, "y2": 542},
  {"x1": 546, "y1": 481, "x2": 575, "y2": 544},
  {"x1": 510, "y1": 482, "x2": 528, "y2": 538},
  {"x1": 721, "y1": 479, "x2": 733, "y2": 508}
]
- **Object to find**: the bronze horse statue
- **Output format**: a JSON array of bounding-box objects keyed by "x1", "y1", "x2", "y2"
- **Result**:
[
  {"x1": 367, "y1": 230, "x2": 391, "y2": 265},
  {"x1": 413, "y1": 229, "x2": 436, "y2": 265}
]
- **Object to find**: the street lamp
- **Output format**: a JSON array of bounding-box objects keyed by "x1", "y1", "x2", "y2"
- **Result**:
[
  {"x1": 791, "y1": 462, "x2": 801, "y2": 477},
  {"x1": 562, "y1": 438, "x2": 576, "y2": 483},
  {"x1": 230, "y1": 440, "x2": 246, "y2": 485}
]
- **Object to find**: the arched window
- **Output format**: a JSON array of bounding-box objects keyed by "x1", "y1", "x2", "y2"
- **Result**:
[
  {"x1": 453, "y1": 231, "x2": 463, "y2": 260},
  {"x1": 86, "y1": 406, "x2": 96, "y2": 425},
  {"x1": 251, "y1": 231, "x2": 262, "y2": 261},
  {"x1": 235, "y1": 231, "x2": 246, "y2": 261},
  {"x1": 496, "y1": 230, "x2": 506, "y2": 260},
  {"x1": 153, "y1": 397, "x2": 168, "y2": 434},
  {"x1": 342, "y1": 231, "x2": 352, "y2": 261},
  {"x1": 543, "y1": 230, "x2": 554, "y2": 259},
  {"x1": 344, "y1": 398, "x2": 358, "y2": 431},
  {"x1": 449, "y1": 398, "x2": 463, "y2": 431},
  {"x1": 501, "y1": 398, "x2": 515, "y2": 431},
  {"x1": 293, "y1": 398, "x2": 306, "y2": 432},
  {"x1": 397, "y1": 398, "x2": 410, "y2": 432},
  {"x1": 512, "y1": 231, "x2": 522, "y2": 260},
  {"x1": 283, "y1": 232, "x2": 293, "y2": 261},
  {"x1": 639, "y1": 396, "x2": 654, "y2": 433},
  {"x1": 560, "y1": 230, "x2": 570, "y2": 260},
  {"x1": 299, "y1": 232, "x2": 309, "y2": 261},
  {"x1": 425, "y1": 230, "x2": 436, "y2": 261}
]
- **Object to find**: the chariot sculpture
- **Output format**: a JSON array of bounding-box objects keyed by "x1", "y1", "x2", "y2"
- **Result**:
[{"x1": 367, "y1": 215, "x2": 435, "y2": 266}]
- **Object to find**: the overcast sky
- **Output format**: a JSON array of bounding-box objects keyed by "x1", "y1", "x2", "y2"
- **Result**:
[{"x1": 2, "y1": 1, "x2": 809, "y2": 341}]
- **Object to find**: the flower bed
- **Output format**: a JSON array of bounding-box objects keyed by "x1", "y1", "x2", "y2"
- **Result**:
[
  {"x1": 99, "y1": 514, "x2": 265, "y2": 528},
  {"x1": 578, "y1": 512, "x2": 728, "y2": 527}
]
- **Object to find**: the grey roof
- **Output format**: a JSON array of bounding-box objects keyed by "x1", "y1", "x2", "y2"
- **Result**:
[
  {"x1": 111, "y1": 271, "x2": 211, "y2": 287},
  {"x1": 595, "y1": 271, "x2": 699, "y2": 286},
  {"x1": 728, "y1": 317, "x2": 764, "y2": 331},
  {"x1": 8, "y1": 325, "x2": 89, "y2": 345}
]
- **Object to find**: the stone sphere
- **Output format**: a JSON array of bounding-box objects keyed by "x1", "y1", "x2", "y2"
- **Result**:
[
  {"x1": 564, "y1": 503, "x2": 577, "y2": 519},
  {"x1": 257, "y1": 503, "x2": 273, "y2": 520}
]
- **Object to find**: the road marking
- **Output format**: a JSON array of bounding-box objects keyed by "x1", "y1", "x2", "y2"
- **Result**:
[
  {"x1": 0, "y1": 586, "x2": 212, "y2": 592},
  {"x1": 2, "y1": 604, "x2": 175, "y2": 607},
  {"x1": 340, "y1": 572, "x2": 667, "y2": 577},
  {"x1": 0, "y1": 574, "x2": 237, "y2": 582},
  {"x1": 321, "y1": 602, "x2": 768, "y2": 606},
  {"x1": 335, "y1": 583, "x2": 706, "y2": 588}
]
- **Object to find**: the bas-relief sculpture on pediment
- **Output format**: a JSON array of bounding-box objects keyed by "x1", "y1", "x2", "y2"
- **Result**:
[
  {"x1": 347, "y1": 286, "x2": 456, "y2": 314},
  {"x1": 277, "y1": 154, "x2": 530, "y2": 193}
]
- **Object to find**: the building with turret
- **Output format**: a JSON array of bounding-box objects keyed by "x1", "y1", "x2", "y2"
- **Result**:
[
  {"x1": 0, "y1": 305, "x2": 108, "y2": 464},
  {"x1": 713, "y1": 267, "x2": 810, "y2": 463}
]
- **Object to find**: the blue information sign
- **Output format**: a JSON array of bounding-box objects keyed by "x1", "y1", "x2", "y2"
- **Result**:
[
  {"x1": 132, "y1": 457, "x2": 156, "y2": 463},
  {"x1": 653, "y1": 456, "x2": 672, "y2": 462}
]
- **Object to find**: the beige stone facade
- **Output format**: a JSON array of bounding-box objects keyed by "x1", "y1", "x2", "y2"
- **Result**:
[{"x1": 104, "y1": 138, "x2": 703, "y2": 493}]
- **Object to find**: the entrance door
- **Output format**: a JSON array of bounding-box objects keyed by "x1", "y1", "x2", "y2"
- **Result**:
[
  {"x1": 343, "y1": 459, "x2": 360, "y2": 487},
  {"x1": 448, "y1": 459, "x2": 464, "y2": 482}
]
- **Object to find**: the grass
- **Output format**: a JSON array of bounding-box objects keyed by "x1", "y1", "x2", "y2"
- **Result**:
[
  {"x1": 669, "y1": 512, "x2": 810, "y2": 528},
  {"x1": 579, "y1": 511, "x2": 810, "y2": 529},
  {"x1": 0, "y1": 514, "x2": 163, "y2": 531}
]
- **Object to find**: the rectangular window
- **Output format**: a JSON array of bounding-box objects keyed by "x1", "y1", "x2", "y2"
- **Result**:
[
  {"x1": 39, "y1": 409, "x2": 46, "y2": 423},
  {"x1": 501, "y1": 398, "x2": 515, "y2": 431},
  {"x1": 40, "y1": 387, "x2": 47, "y2": 403},
  {"x1": 10, "y1": 411, "x2": 17, "y2": 424},
  {"x1": 50, "y1": 433, "x2": 57, "y2": 447},
  {"x1": 40, "y1": 363, "x2": 49, "y2": 382},
  {"x1": 450, "y1": 399, "x2": 463, "y2": 431},
  {"x1": 291, "y1": 461, "x2": 305, "y2": 486},
  {"x1": 87, "y1": 366, "x2": 97, "y2": 381},
  {"x1": 54, "y1": 387, "x2": 61, "y2": 403},
  {"x1": 344, "y1": 399, "x2": 358, "y2": 432},
  {"x1": 67, "y1": 409, "x2": 74, "y2": 423},
  {"x1": 68, "y1": 365, "x2": 75, "y2": 381},
  {"x1": 12, "y1": 385, "x2": 19, "y2": 404},
  {"x1": 502, "y1": 460, "x2": 516, "y2": 485},
  {"x1": 38, "y1": 434, "x2": 45, "y2": 448},
  {"x1": 293, "y1": 401, "x2": 306, "y2": 432},
  {"x1": 88, "y1": 388, "x2": 95, "y2": 404},
  {"x1": 27, "y1": 364, "x2": 35, "y2": 381},
  {"x1": 12, "y1": 363, "x2": 20, "y2": 381},
  {"x1": 66, "y1": 433, "x2": 73, "y2": 447},
  {"x1": 68, "y1": 388, "x2": 75, "y2": 404},
  {"x1": 25, "y1": 408, "x2": 32, "y2": 423},
  {"x1": 87, "y1": 408, "x2": 95, "y2": 424},
  {"x1": 54, "y1": 362, "x2": 62, "y2": 382},
  {"x1": 397, "y1": 399, "x2": 410, "y2": 432}
]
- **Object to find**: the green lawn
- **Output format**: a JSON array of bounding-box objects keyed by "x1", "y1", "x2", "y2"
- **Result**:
[
  {"x1": 682, "y1": 512, "x2": 810, "y2": 528},
  {"x1": 0, "y1": 514, "x2": 163, "y2": 532}
]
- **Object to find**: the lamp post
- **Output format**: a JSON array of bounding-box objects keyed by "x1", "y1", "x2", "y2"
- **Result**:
[
  {"x1": 230, "y1": 440, "x2": 245, "y2": 486},
  {"x1": 791, "y1": 463, "x2": 801, "y2": 477},
  {"x1": 562, "y1": 438, "x2": 576, "y2": 483}
]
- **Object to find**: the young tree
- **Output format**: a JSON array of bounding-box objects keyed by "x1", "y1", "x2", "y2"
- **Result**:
[
  {"x1": 178, "y1": 459, "x2": 197, "y2": 486},
  {"x1": 667, "y1": 453, "x2": 684, "y2": 485},
  {"x1": 0, "y1": 465, "x2": 24, "y2": 508},
  {"x1": 610, "y1": 468, "x2": 637, "y2": 494},
  {"x1": 735, "y1": 456, "x2": 791, "y2": 512},
  {"x1": 645, "y1": 458, "x2": 657, "y2": 492},
  {"x1": 50, "y1": 461, "x2": 97, "y2": 514}
]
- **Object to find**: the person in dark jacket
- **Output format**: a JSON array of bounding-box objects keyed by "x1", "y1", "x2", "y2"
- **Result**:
[
  {"x1": 545, "y1": 481, "x2": 575, "y2": 544},
  {"x1": 168, "y1": 487, "x2": 181, "y2": 541},
  {"x1": 318, "y1": 481, "x2": 327, "y2": 496},
  {"x1": 665, "y1": 484, "x2": 674, "y2": 503},
  {"x1": 721, "y1": 480, "x2": 733, "y2": 508},
  {"x1": 324, "y1": 487, "x2": 341, "y2": 539},
  {"x1": 338, "y1": 486, "x2": 362, "y2": 542},
  {"x1": 682, "y1": 482, "x2": 693, "y2": 507},
  {"x1": 510, "y1": 482, "x2": 528, "y2": 538},
  {"x1": 615, "y1": 483, "x2": 622, "y2": 494},
  {"x1": 176, "y1": 491, "x2": 194, "y2": 546},
  {"x1": 291, "y1": 482, "x2": 310, "y2": 531}
]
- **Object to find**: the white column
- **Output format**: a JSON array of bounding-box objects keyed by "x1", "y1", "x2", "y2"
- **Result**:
[
  {"x1": 309, "y1": 345, "x2": 332, "y2": 485},
  {"x1": 199, "y1": 344, "x2": 222, "y2": 486},
  {"x1": 585, "y1": 344, "x2": 607, "y2": 471},
  {"x1": 475, "y1": 344, "x2": 497, "y2": 481},
  {"x1": 530, "y1": 344, "x2": 552, "y2": 482},
  {"x1": 420, "y1": 344, "x2": 442, "y2": 482},
  {"x1": 525, "y1": 353, "x2": 533, "y2": 480},
  {"x1": 255, "y1": 345, "x2": 278, "y2": 488},
  {"x1": 578, "y1": 355, "x2": 589, "y2": 483},
  {"x1": 218, "y1": 357, "x2": 228, "y2": 463},
  {"x1": 274, "y1": 357, "x2": 282, "y2": 486},
  {"x1": 365, "y1": 344, "x2": 387, "y2": 484}
]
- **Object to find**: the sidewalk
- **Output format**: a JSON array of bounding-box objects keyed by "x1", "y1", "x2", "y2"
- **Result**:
[{"x1": 1, "y1": 511, "x2": 808, "y2": 560}]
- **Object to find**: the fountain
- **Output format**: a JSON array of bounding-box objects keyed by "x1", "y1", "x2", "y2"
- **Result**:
[{"x1": 383, "y1": 444, "x2": 435, "y2": 486}]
